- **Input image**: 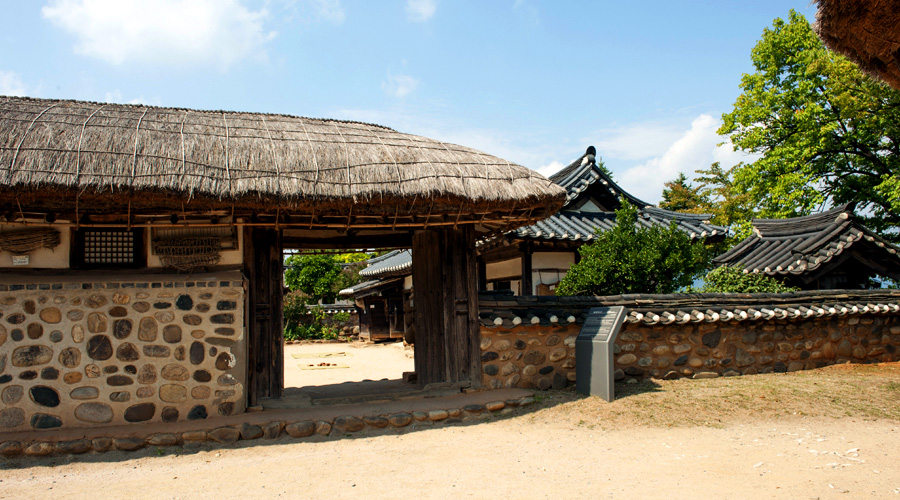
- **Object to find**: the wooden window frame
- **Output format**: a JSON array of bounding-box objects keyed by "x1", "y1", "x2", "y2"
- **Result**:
[{"x1": 70, "y1": 228, "x2": 147, "y2": 270}]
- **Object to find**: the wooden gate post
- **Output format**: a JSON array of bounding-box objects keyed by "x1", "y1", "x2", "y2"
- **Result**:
[
  {"x1": 244, "y1": 227, "x2": 284, "y2": 404},
  {"x1": 412, "y1": 226, "x2": 481, "y2": 388}
]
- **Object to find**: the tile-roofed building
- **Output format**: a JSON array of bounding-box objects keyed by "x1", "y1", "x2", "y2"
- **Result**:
[
  {"x1": 714, "y1": 204, "x2": 900, "y2": 289},
  {"x1": 479, "y1": 146, "x2": 726, "y2": 295},
  {"x1": 339, "y1": 250, "x2": 413, "y2": 341}
]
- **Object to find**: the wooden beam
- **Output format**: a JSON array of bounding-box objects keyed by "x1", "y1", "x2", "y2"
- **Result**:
[
  {"x1": 282, "y1": 232, "x2": 412, "y2": 250},
  {"x1": 521, "y1": 241, "x2": 533, "y2": 296}
]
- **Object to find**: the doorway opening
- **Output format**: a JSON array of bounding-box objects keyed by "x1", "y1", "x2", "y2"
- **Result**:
[{"x1": 264, "y1": 247, "x2": 421, "y2": 409}]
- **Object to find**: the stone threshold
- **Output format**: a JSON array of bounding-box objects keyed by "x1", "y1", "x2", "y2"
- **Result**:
[{"x1": 0, "y1": 388, "x2": 534, "y2": 457}]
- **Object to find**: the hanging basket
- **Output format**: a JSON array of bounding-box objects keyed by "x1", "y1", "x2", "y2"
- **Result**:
[
  {"x1": 0, "y1": 228, "x2": 61, "y2": 254},
  {"x1": 152, "y1": 236, "x2": 222, "y2": 272}
]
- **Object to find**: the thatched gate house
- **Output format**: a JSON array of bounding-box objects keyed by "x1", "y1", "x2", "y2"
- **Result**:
[{"x1": 0, "y1": 96, "x2": 563, "y2": 433}]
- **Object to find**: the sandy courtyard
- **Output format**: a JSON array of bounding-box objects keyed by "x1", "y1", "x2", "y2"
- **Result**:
[{"x1": 2, "y1": 414, "x2": 899, "y2": 499}]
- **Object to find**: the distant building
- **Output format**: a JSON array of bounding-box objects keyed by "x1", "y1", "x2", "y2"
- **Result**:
[
  {"x1": 714, "y1": 204, "x2": 900, "y2": 289},
  {"x1": 478, "y1": 146, "x2": 726, "y2": 295}
]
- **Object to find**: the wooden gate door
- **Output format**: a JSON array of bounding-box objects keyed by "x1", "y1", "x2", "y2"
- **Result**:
[
  {"x1": 412, "y1": 226, "x2": 481, "y2": 388},
  {"x1": 243, "y1": 227, "x2": 284, "y2": 404}
]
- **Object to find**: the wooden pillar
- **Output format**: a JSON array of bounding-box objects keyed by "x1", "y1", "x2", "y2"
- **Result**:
[
  {"x1": 412, "y1": 226, "x2": 481, "y2": 388},
  {"x1": 521, "y1": 242, "x2": 533, "y2": 296},
  {"x1": 243, "y1": 227, "x2": 284, "y2": 404},
  {"x1": 477, "y1": 258, "x2": 487, "y2": 292}
]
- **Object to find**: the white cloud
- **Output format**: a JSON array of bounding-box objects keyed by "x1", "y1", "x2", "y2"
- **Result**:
[
  {"x1": 103, "y1": 90, "x2": 159, "y2": 105},
  {"x1": 593, "y1": 122, "x2": 684, "y2": 162},
  {"x1": 0, "y1": 71, "x2": 28, "y2": 96},
  {"x1": 613, "y1": 114, "x2": 757, "y2": 204},
  {"x1": 381, "y1": 73, "x2": 420, "y2": 98},
  {"x1": 406, "y1": 0, "x2": 436, "y2": 22},
  {"x1": 536, "y1": 160, "x2": 564, "y2": 178},
  {"x1": 42, "y1": 0, "x2": 275, "y2": 69}
]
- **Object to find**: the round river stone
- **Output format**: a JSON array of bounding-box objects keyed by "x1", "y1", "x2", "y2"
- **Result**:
[
  {"x1": 124, "y1": 403, "x2": 156, "y2": 422},
  {"x1": 116, "y1": 342, "x2": 140, "y2": 361},
  {"x1": 29, "y1": 386, "x2": 60, "y2": 407},
  {"x1": 31, "y1": 413, "x2": 62, "y2": 429},
  {"x1": 161, "y1": 364, "x2": 189, "y2": 381},
  {"x1": 0, "y1": 408, "x2": 26, "y2": 428},
  {"x1": 39, "y1": 307, "x2": 62, "y2": 324},
  {"x1": 75, "y1": 402, "x2": 113, "y2": 424},
  {"x1": 70, "y1": 386, "x2": 100, "y2": 399},
  {"x1": 163, "y1": 325, "x2": 182, "y2": 343},
  {"x1": 2, "y1": 385, "x2": 24, "y2": 404},
  {"x1": 26, "y1": 323, "x2": 43, "y2": 339},
  {"x1": 190, "y1": 342, "x2": 205, "y2": 365},
  {"x1": 175, "y1": 295, "x2": 193, "y2": 311},
  {"x1": 113, "y1": 319, "x2": 133, "y2": 340},
  {"x1": 59, "y1": 347, "x2": 81, "y2": 368},
  {"x1": 138, "y1": 317, "x2": 158, "y2": 341},
  {"x1": 12, "y1": 345, "x2": 53, "y2": 367},
  {"x1": 87, "y1": 335, "x2": 113, "y2": 360}
]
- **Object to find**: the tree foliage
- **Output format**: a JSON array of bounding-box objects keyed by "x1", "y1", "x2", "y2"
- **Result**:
[
  {"x1": 697, "y1": 265, "x2": 799, "y2": 294},
  {"x1": 660, "y1": 172, "x2": 706, "y2": 213},
  {"x1": 284, "y1": 253, "x2": 341, "y2": 304},
  {"x1": 556, "y1": 202, "x2": 709, "y2": 296},
  {"x1": 717, "y1": 10, "x2": 900, "y2": 238}
]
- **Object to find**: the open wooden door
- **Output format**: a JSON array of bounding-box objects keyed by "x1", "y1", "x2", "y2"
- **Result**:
[
  {"x1": 412, "y1": 226, "x2": 481, "y2": 388},
  {"x1": 243, "y1": 227, "x2": 284, "y2": 405}
]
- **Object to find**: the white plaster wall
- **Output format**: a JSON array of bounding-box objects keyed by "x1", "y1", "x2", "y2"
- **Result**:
[
  {"x1": 485, "y1": 258, "x2": 521, "y2": 281},
  {"x1": 532, "y1": 251, "x2": 575, "y2": 291},
  {"x1": 0, "y1": 223, "x2": 70, "y2": 269}
]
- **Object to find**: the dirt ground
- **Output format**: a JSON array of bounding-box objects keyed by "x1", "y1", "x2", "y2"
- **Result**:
[
  {"x1": 3, "y1": 362, "x2": 900, "y2": 499},
  {"x1": 282, "y1": 340, "x2": 413, "y2": 388}
]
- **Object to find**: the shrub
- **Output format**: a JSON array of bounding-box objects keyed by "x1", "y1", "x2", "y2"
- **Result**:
[
  {"x1": 556, "y1": 201, "x2": 710, "y2": 296},
  {"x1": 698, "y1": 265, "x2": 799, "y2": 293}
]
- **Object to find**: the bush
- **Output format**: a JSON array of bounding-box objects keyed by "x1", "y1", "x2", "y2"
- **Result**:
[
  {"x1": 697, "y1": 265, "x2": 799, "y2": 293},
  {"x1": 556, "y1": 201, "x2": 710, "y2": 296},
  {"x1": 283, "y1": 294, "x2": 349, "y2": 341}
]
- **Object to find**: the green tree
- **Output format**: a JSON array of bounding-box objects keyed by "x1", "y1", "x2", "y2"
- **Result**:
[
  {"x1": 697, "y1": 265, "x2": 798, "y2": 293},
  {"x1": 660, "y1": 172, "x2": 706, "y2": 213},
  {"x1": 556, "y1": 201, "x2": 709, "y2": 296},
  {"x1": 284, "y1": 253, "x2": 341, "y2": 304},
  {"x1": 718, "y1": 10, "x2": 900, "y2": 238}
]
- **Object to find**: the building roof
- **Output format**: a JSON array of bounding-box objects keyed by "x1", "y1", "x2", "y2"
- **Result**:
[
  {"x1": 714, "y1": 204, "x2": 900, "y2": 279},
  {"x1": 0, "y1": 96, "x2": 564, "y2": 230},
  {"x1": 338, "y1": 277, "x2": 403, "y2": 298},
  {"x1": 815, "y1": 0, "x2": 900, "y2": 89},
  {"x1": 511, "y1": 147, "x2": 725, "y2": 243},
  {"x1": 479, "y1": 289, "x2": 900, "y2": 327},
  {"x1": 357, "y1": 249, "x2": 412, "y2": 279}
]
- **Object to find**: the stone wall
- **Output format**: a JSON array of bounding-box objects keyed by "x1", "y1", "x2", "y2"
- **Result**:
[
  {"x1": 478, "y1": 291, "x2": 900, "y2": 389},
  {"x1": 0, "y1": 274, "x2": 245, "y2": 433}
]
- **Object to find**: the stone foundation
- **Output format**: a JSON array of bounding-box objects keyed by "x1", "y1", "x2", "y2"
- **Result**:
[
  {"x1": 479, "y1": 292, "x2": 900, "y2": 389},
  {"x1": 0, "y1": 274, "x2": 245, "y2": 432}
]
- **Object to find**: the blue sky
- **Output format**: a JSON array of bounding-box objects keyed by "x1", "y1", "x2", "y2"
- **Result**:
[{"x1": 0, "y1": 0, "x2": 818, "y2": 203}]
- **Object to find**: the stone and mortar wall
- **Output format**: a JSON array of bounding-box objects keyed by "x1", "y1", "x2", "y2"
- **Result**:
[
  {"x1": 0, "y1": 277, "x2": 245, "y2": 433},
  {"x1": 480, "y1": 313, "x2": 900, "y2": 389}
]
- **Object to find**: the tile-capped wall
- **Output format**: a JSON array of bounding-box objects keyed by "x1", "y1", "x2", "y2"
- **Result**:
[{"x1": 0, "y1": 278, "x2": 245, "y2": 433}]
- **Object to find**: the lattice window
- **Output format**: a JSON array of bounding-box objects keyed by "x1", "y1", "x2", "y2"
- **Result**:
[{"x1": 72, "y1": 228, "x2": 146, "y2": 269}]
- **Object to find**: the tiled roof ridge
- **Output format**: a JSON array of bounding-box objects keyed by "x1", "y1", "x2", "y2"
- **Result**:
[
  {"x1": 358, "y1": 249, "x2": 412, "y2": 278},
  {"x1": 478, "y1": 289, "x2": 900, "y2": 326}
]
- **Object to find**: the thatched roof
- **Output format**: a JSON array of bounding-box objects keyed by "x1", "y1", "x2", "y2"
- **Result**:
[
  {"x1": 815, "y1": 0, "x2": 900, "y2": 89},
  {"x1": 0, "y1": 96, "x2": 564, "y2": 230}
]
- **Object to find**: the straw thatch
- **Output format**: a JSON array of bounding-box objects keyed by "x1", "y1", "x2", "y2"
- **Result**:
[
  {"x1": 815, "y1": 0, "x2": 900, "y2": 89},
  {"x1": 0, "y1": 96, "x2": 564, "y2": 230}
]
